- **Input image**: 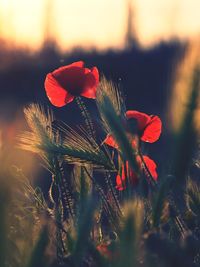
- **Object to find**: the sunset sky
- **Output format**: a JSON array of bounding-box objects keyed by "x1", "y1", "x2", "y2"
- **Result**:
[{"x1": 0, "y1": 0, "x2": 200, "y2": 50}]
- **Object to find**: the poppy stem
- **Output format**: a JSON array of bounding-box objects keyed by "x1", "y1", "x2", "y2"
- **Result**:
[{"x1": 75, "y1": 97, "x2": 96, "y2": 139}]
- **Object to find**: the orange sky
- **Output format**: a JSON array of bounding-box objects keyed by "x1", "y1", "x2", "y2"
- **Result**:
[{"x1": 1, "y1": 0, "x2": 200, "y2": 50}]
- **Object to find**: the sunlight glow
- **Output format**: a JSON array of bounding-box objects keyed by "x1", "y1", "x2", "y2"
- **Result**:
[{"x1": 0, "y1": 0, "x2": 200, "y2": 50}]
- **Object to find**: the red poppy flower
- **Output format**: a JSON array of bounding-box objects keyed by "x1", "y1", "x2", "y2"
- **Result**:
[
  {"x1": 116, "y1": 155, "x2": 158, "y2": 191},
  {"x1": 97, "y1": 244, "x2": 112, "y2": 259},
  {"x1": 126, "y1": 110, "x2": 162, "y2": 143},
  {"x1": 104, "y1": 110, "x2": 162, "y2": 148},
  {"x1": 44, "y1": 61, "x2": 99, "y2": 107}
]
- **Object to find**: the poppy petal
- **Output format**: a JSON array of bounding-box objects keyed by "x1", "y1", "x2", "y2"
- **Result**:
[
  {"x1": 70, "y1": 61, "x2": 85, "y2": 68},
  {"x1": 126, "y1": 110, "x2": 162, "y2": 143},
  {"x1": 54, "y1": 61, "x2": 84, "y2": 75},
  {"x1": 126, "y1": 110, "x2": 151, "y2": 131},
  {"x1": 81, "y1": 67, "x2": 99, "y2": 98},
  {"x1": 44, "y1": 61, "x2": 99, "y2": 106},
  {"x1": 116, "y1": 174, "x2": 126, "y2": 191},
  {"x1": 116, "y1": 163, "x2": 126, "y2": 191},
  {"x1": 142, "y1": 155, "x2": 158, "y2": 180},
  {"x1": 53, "y1": 65, "x2": 86, "y2": 95},
  {"x1": 127, "y1": 161, "x2": 138, "y2": 185},
  {"x1": 104, "y1": 134, "x2": 118, "y2": 149},
  {"x1": 141, "y1": 116, "x2": 162, "y2": 143},
  {"x1": 44, "y1": 73, "x2": 74, "y2": 107},
  {"x1": 97, "y1": 244, "x2": 113, "y2": 259}
]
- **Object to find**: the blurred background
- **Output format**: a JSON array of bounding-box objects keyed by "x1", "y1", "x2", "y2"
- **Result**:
[{"x1": 0, "y1": 0, "x2": 199, "y2": 183}]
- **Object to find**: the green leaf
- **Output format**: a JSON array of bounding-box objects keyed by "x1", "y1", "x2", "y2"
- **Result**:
[{"x1": 27, "y1": 226, "x2": 49, "y2": 267}]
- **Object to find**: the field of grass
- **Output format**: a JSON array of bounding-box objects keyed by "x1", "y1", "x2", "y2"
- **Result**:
[{"x1": 0, "y1": 43, "x2": 200, "y2": 267}]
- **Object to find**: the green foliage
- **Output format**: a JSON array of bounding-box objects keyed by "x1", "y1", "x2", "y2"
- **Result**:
[
  {"x1": 172, "y1": 68, "x2": 200, "y2": 185},
  {"x1": 27, "y1": 226, "x2": 49, "y2": 267},
  {"x1": 20, "y1": 104, "x2": 114, "y2": 171},
  {"x1": 0, "y1": 185, "x2": 8, "y2": 267},
  {"x1": 186, "y1": 179, "x2": 200, "y2": 217},
  {"x1": 96, "y1": 80, "x2": 139, "y2": 175},
  {"x1": 1, "y1": 66, "x2": 200, "y2": 267},
  {"x1": 117, "y1": 200, "x2": 143, "y2": 267},
  {"x1": 151, "y1": 175, "x2": 173, "y2": 228}
]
